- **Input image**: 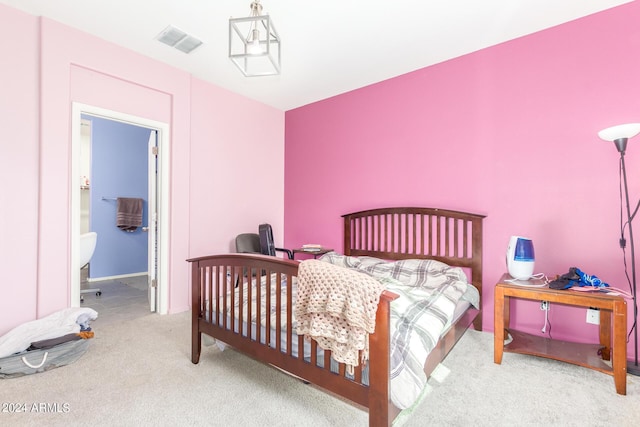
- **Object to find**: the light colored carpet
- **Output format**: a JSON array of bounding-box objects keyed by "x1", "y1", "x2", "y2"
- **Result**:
[{"x1": 1, "y1": 311, "x2": 638, "y2": 426}]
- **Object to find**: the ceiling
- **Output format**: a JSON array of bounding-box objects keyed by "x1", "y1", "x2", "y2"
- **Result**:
[{"x1": 1, "y1": 0, "x2": 632, "y2": 111}]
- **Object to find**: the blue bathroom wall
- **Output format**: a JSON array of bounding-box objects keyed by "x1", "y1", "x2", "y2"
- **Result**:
[{"x1": 86, "y1": 115, "x2": 150, "y2": 279}]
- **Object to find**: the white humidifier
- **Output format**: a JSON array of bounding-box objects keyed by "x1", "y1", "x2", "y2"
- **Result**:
[{"x1": 506, "y1": 236, "x2": 535, "y2": 280}]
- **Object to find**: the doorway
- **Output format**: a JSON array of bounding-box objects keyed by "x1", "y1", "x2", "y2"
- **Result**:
[{"x1": 70, "y1": 103, "x2": 170, "y2": 314}]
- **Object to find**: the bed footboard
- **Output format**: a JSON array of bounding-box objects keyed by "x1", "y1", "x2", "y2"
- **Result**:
[{"x1": 188, "y1": 253, "x2": 398, "y2": 427}]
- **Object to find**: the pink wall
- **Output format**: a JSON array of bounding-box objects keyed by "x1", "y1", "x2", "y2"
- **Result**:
[
  {"x1": 284, "y1": 2, "x2": 640, "y2": 359},
  {"x1": 38, "y1": 17, "x2": 192, "y2": 318},
  {"x1": 0, "y1": 6, "x2": 39, "y2": 333},
  {"x1": 189, "y1": 78, "x2": 285, "y2": 256},
  {"x1": 0, "y1": 4, "x2": 284, "y2": 335}
]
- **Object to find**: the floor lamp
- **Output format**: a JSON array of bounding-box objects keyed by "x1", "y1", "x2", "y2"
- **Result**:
[{"x1": 598, "y1": 123, "x2": 640, "y2": 376}]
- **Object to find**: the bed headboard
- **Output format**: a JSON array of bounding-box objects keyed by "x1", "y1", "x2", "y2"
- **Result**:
[{"x1": 342, "y1": 207, "x2": 485, "y2": 296}]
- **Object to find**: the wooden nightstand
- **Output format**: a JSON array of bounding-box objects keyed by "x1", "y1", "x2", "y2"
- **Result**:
[{"x1": 494, "y1": 273, "x2": 627, "y2": 395}]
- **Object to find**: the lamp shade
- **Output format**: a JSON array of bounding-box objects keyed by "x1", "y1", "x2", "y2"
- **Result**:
[{"x1": 598, "y1": 123, "x2": 640, "y2": 142}]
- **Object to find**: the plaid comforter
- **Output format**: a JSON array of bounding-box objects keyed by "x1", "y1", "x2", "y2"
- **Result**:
[{"x1": 319, "y1": 252, "x2": 479, "y2": 409}]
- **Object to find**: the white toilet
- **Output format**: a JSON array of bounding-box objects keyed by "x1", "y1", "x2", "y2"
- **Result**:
[
  {"x1": 80, "y1": 232, "x2": 97, "y2": 268},
  {"x1": 80, "y1": 232, "x2": 100, "y2": 300}
]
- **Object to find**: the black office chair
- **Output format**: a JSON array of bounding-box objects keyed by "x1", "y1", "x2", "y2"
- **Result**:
[
  {"x1": 235, "y1": 233, "x2": 262, "y2": 254},
  {"x1": 258, "y1": 223, "x2": 293, "y2": 259},
  {"x1": 234, "y1": 233, "x2": 264, "y2": 286}
]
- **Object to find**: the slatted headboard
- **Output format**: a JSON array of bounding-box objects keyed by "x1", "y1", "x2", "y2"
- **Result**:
[{"x1": 342, "y1": 207, "x2": 485, "y2": 306}]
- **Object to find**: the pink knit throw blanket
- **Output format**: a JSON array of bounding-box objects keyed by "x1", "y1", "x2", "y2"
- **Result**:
[{"x1": 295, "y1": 259, "x2": 384, "y2": 371}]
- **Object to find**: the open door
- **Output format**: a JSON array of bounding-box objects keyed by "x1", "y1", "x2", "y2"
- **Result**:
[
  {"x1": 71, "y1": 102, "x2": 170, "y2": 314},
  {"x1": 147, "y1": 130, "x2": 158, "y2": 312}
]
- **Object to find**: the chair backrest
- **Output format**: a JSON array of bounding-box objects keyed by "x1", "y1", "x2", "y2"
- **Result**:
[
  {"x1": 235, "y1": 233, "x2": 261, "y2": 254},
  {"x1": 258, "y1": 224, "x2": 276, "y2": 256}
]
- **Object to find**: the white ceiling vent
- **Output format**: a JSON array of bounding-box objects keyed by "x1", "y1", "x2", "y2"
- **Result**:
[{"x1": 155, "y1": 25, "x2": 202, "y2": 54}]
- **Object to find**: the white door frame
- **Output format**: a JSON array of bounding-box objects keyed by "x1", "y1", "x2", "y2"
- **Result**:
[
  {"x1": 147, "y1": 129, "x2": 158, "y2": 312},
  {"x1": 70, "y1": 102, "x2": 170, "y2": 314}
]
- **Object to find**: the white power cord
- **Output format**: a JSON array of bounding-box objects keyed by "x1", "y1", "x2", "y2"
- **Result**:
[
  {"x1": 541, "y1": 307, "x2": 549, "y2": 334},
  {"x1": 504, "y1": 273, "x2": 549, "y2": 287}
]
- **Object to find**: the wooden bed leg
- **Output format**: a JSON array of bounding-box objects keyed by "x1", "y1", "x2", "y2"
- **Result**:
[
  {"x1": 472, "y1": 313, "x2": 482, "y2": 331},
  {"x1": 192, "y1": 328, "x2": 201, "y2": 364},
  {"x1": 191, "y1": 319, "x2": 202, "y2": 364},
  {"x1": 191, "y1": 261, "x2": 202, "y2": 364}
]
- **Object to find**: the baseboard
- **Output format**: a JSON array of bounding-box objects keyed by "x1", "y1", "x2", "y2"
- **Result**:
[{"x1": 87, "y1": 272, "x2": 148, "y2": 283}]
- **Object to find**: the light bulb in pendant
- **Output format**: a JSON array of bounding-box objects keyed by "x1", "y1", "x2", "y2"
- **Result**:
[{"x1": 247, "y1": 29, "x2": 262, "y2": 55}]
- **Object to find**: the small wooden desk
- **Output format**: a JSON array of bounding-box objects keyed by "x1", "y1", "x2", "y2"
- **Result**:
[
  {"x1": 494, "y1": 274, "x2": 627, "y2": 395},
  {"x1": 292, "y1": 248, "x2": 333, "y2": 259}
]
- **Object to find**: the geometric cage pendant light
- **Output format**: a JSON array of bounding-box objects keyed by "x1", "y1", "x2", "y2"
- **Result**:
[{"x1": 229, "y1": 0, "x2": 281, "y2": 76}]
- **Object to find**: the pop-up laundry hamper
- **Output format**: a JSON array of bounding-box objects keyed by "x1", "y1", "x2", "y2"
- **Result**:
[
  {"x1": 0, "y1": 308, "x2": 97, "y2": 379},
  {"x1": 0, "y1": 339, "x2": 90, "y2": 378}
]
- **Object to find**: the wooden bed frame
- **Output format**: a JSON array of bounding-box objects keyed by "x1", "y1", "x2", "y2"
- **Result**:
[{"x1": 189, "y1": 207, "x2": 485, "y2": 426}]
